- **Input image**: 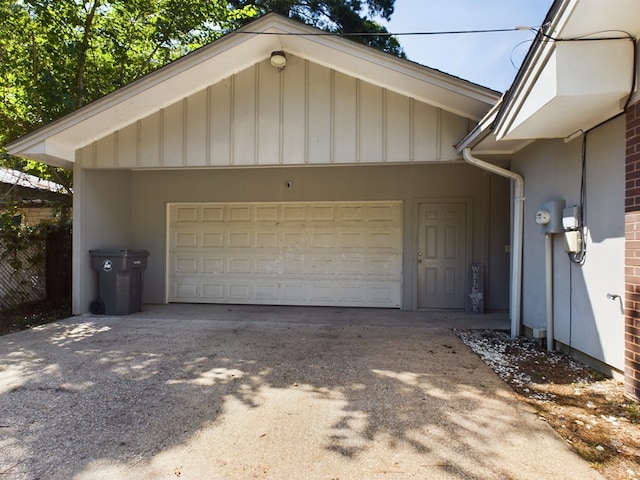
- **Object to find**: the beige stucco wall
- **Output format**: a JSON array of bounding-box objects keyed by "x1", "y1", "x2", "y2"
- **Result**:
[
  {"x1": 73, "y1": 163, "x2": 511, "y2": 313},
  {"x1": 512, "y1": 116, "x2": 625, "y2": 371}
]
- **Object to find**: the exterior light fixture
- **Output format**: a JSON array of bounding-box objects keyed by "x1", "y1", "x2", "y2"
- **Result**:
[{"x1": 270, "y1": 50, "x2": 287, "y2": 70}]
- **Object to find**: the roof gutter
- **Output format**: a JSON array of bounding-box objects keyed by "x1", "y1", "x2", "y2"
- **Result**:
[{"x1": 462, "y1": 147, "x2": 524, "y2": 337}]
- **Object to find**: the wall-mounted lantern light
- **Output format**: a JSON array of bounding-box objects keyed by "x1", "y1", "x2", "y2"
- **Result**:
[{"x1": 270, "y1": 51, "x2": 287, "y2": 71}]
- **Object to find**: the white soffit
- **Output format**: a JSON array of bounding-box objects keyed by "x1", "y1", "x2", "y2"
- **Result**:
[
  {"x1": 7, "y1": 14, "x2": 498, "y2": 168},
  {"x1": 494, "y1": 0, "x2": 640, "y2": 142},
  {"x1": 499, "y1": 39, "x2": 633, "y2": 140}
]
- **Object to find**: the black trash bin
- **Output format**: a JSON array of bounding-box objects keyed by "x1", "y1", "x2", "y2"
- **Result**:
[{"x1": 89, "y1": 249, "x2": 149, "y2": 315}]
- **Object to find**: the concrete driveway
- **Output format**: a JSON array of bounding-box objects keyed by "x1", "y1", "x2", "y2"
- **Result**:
[{"x1": 0, "y1": 305, "x2": 602, "y2": 479}]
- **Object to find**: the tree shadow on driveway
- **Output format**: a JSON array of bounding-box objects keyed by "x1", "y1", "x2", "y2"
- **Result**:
[{"x1": 0, "y1": 307, "x2": 602, "y2": 479}]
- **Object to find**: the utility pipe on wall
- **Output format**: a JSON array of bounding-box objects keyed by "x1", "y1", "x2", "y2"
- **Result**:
[
  {"x1": 462, "y1": 148, "x2": 524, "y2": 337},
  {"x1": 545, "y1": 233, "x2": 554, "y2": 352}
]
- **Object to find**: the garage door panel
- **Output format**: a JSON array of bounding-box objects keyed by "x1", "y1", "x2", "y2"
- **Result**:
[
  {"x1": 337, "y1": 285, "x2": 364, "y2": 302},
  {"x1": 201, "y1": 283, "x2": 224, "y2": 300},
  {"x1": 256, "y1": 232, "x2": 278, "y2": 247},
  {"x1": 368, "y1": 257, "x2": 397, "y2": 276},
  {"x1": 175, "y1": 257, "x2": 198, "y2": 274},
  {"x1": 176, "y1": 232, "x2": 198, "y2": 248},
  {"x1": 168, "y1": 201, "x2": 402, "y2": 307},
  {"x1": 256, "y1": 257, "x2": 279, "y2": 274},
  {"x1": 229, "y1": 206, "x2": 251, "y2": 221},
  {"x1": 203, "y1": 232, "x2": 224, "y2": 248},
  {"x1": 202, "y1": 206, "x2": 224, "y2": 221},
  {"x1": 228, "y1": 258, "x2": 251, "y2": 274},
  {"x1": 310, "y1": 205, "x2": 335, "y2": 220},
  {"x1": 256, "y1": 284, "x2": 279, "y2": 301},
  {"x1": 229, "y1": 232, "x2": 250, "y2": 247},
  {"x1": 283, "y1": 255, "x2": 306, "y2": 274},
  {"x1": 256, "y1": 206, "x2": 278, "y2": 221},
  {"x1": 309, "y1": 257, "x2": 334, "y2": 274},
  {"x1": 339, "y1": 258, "x2": 364, "y2": 275},
  {"x1": 203, "y1": 258, "x2": 224, "y2": 273},
  {"x1": 369, "y1": 232, "x2": 395, "y2": 248},
  {"x1": 174, "y1": 282, "x2": 198, "y2": 300},
  {"x1": 228, "y1": 283, "x2": 252, "y2": 300},
  {"x1": 341, "y1": 233, "x2": 363, "y2": 247},
  {"x1": 175, "y1": 206, "x2": 199, "y2": 222},
  {"x1": 309, "y1": 284, "x2": 334, "y2": 300},
  {"x1": 311, "y1": 232, "x2": 335, "y2": 247},
  {"x1": 282, "y1": 205, "x2": 306, "y2": 221},
  {"x1": 281, "y1": 283, "x2": 307, "y2": 302},
  {"x1": 337, "y1": 205, "x2": 363, "y2": 220},
  {"x1": 368, "y1": 204, "x2": 396, "y2": 221}
]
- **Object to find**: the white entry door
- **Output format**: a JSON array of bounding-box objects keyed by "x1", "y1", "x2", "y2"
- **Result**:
[
  {"x1": 167, "y1": 201, "x2": 402, "y2": 307},
  {"x1": 417, "y1": 202, "x2": 468, "y2": 309}
]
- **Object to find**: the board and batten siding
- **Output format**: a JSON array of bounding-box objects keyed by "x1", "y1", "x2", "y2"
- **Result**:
[{"x1": 78, "y1": 55, "x2": 470, "y2": 168}]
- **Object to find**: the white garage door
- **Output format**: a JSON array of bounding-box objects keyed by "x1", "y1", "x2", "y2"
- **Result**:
[{"x1": 167, "y1": 201, "x2": 402, "y2": 307}]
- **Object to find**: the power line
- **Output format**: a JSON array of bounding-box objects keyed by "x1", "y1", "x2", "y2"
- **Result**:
[{"x1": 230, "y1": 27, "x2": 536, "y2": 37}]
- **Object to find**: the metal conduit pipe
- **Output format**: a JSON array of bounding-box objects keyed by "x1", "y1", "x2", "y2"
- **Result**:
[
  {"x1": 462, "y1": 148, "x2": 524, "y2": 337},
  {"x1": 545, "y1": 233, "x2": 554, "y2": 351}
]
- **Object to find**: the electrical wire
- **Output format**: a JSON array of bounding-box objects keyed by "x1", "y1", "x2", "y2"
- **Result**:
[
  {"x1": 535, "y1": 28, "x2": 634, "y2": 43},
  {"x1": 509, "y1": 39, "x2": 535, "y2": 70},
  {"x1": 229, "y1": 27, "x2": 535, "y2": 37},
  {"x1": 569, "y1": 133, "x2": 588, "y2": 265}
]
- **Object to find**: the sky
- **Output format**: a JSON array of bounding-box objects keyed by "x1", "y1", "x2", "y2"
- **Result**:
[{"x1": 381, "y1": 0, "x2": 554, "y2": 92}]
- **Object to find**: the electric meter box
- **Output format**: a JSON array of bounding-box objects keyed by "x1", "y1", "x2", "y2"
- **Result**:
[
  {"x1": 562, "y1": 206, "x2": 580, "y2": 230},
  {"x1": 538, "y1": 200, "x2": 566, "y2": 234}
]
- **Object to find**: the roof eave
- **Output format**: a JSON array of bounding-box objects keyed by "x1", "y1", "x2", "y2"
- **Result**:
[{"x1": 8, "y1": 13, "x2": 499, "y2": 167}]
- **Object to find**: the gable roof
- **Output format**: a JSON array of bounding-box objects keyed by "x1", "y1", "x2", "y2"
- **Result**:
[
  {"x1": 460, "y1": 0, "x2": 640, "y2": 155},
  {"x1": 0, "y1": 168, "x2": 66, "y2": 194},
  {"x1": 8, "y1": 13, "x2": 499, "y2": 169}
]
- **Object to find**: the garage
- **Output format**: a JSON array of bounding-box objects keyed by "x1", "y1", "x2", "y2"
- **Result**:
[
  {"x1": 168, "y1": 201, "x2": 403, "y2": 307},
  {"x1": 8, "y1": 15, "x2": 509, "y2": 314}
]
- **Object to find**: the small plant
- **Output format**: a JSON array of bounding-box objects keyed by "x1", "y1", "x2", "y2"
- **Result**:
[{"x1": 625, "y1": 402, "x2": 640, "y2": 420}]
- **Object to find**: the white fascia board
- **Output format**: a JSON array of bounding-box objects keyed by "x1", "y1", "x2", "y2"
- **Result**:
[
  {"x1": 498, "y1": 37, "x2": 633, "y2": 141},
  {"x1": 495, "y1": 0, "x2": 638, "y2": 141},
  {"x1": 493, "y1": 0, "x2": 577, "y2": 140},
  {"x1": 456, "y1": 100, "x2": 502, "y2": 152},
  {"x1": 8, "y1": 138, "x2": 75, "y2": 169}
]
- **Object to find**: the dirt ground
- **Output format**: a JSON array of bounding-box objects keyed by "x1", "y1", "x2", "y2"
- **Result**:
[
  {"x1": 0, "y1": 301, "x2": 70, "y2": 336},
  {"x1": 455, "y1": 329, "x2": 640, "y2": 480}
]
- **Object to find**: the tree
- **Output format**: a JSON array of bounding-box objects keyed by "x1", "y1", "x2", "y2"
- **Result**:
[
  {"x1": 0, "y1": 0, "x2": 401, "y2": 200},
  {"x1": 229, "y1": 0, "x2": 404, "y2": 57},
  {"x1": 0, "y1": 0, "x2": 258, "y2": 203}
]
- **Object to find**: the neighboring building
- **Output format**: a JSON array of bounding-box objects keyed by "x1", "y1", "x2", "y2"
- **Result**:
[
  {"x1": 458, "y1": 0, "x2": 640, "y2": 398},
  {"x1": 0, "y1": 168, "x2": 68, "y2": 225},
  {"x1": 0, "y1": 168, "x2": 69, "y2": 308},
  {"x1": 7, "y1": 14, "x2": 510, "y2": 316}
]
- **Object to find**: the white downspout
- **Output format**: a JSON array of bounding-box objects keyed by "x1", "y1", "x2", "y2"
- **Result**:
[{"x1": 463, "y1": 148, "x2": 524, "y2": 337}]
